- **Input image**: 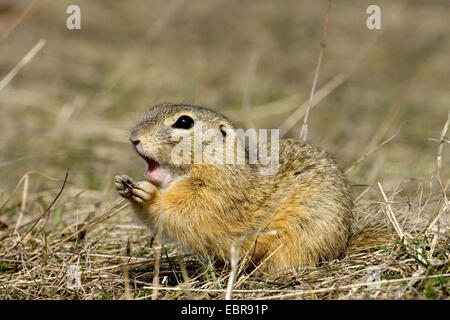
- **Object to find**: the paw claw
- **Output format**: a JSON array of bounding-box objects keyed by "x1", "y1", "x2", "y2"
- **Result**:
[{"x1": 114, "y1": 175, "x2": 155, "y2": 204}]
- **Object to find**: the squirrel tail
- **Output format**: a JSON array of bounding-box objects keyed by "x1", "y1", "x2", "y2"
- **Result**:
[{"x1": 346, "y1": 217, "x2": 394, "y2": 253}]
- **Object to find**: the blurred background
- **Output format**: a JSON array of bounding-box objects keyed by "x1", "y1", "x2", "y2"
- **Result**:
[{"x1": 0, "y1": 0, "x2": 449, "y2": 200}]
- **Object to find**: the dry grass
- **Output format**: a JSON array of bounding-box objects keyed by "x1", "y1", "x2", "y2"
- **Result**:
[
  {"x1": 0, "y1": 0, "x2": 449, "y2": 299},
  {"x1": 0, "y1": 172, "x2": 448, "y2": 299}
]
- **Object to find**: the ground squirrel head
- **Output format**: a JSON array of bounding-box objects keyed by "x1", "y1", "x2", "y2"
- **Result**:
[{"x1": 128, "y1": 103, "x2": 237, "y2": 188}]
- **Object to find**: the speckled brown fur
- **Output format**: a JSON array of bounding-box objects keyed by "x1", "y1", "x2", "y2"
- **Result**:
[{"x1": 115, "y1": 103, "x2": 354, "y2": 275}]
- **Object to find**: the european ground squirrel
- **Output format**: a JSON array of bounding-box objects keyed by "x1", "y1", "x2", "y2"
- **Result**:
[{"x1": 115, "y1": 103, "x2": 354, "y2": 275}]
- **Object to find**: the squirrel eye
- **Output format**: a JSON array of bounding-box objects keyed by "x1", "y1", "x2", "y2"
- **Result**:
[{"x1": 172, "y1": 115, "x2": 194, "y2": 129}]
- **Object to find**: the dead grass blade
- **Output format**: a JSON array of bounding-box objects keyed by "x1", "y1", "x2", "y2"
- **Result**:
[
  {"x1": 425, "y1": 110, "x2": 450, "y2": 232},
  {"x1": 14, "y1": 174, "x2": 29, "y2": 232},
  {"x1": 151, "y1": 230, "x2": 163, "y2": 300},
  {"x1": 0, "y1": 39, "x2": 46, "y2": 92},
  {"x1": 299, "y1": 0, "x2": 333, "y2": 141},
  {"x1": 53, "y1": 198, "x2": 127, "y2": 251},
  {"x1": 0, "y1": 0, "x2": 37, "y2": 42},
  {"x1": 378, "y1": 182, "x2": 406, "y2": 243},
  {"x1": 345, "y1": 128, "x2": 400, "y2": 174},
  {"x1": 11, "y1": 171, "x2": 69, "y2": 250}
]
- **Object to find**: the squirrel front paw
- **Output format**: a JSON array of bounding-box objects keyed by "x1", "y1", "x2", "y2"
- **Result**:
[{"x1": 114, "y1": 174, "x2": 156, "y2": 204}]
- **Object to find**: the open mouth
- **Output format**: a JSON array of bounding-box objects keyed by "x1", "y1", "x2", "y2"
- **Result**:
[
  {"x1": 143, "y1": 156, "x2": 160, "y2": 181},
  {"x1": 135, "y1": 150, "x2": 161, "y2": 182}
]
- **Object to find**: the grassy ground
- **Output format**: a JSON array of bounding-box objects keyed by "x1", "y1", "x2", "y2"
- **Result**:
[{"x1": 0, "y1": 0, "x2": 449, "y2": 299}]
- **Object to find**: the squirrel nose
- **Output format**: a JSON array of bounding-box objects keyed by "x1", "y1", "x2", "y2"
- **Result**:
[{"x1": 130, "y1": 139, "x2": 140, "y2": 146}]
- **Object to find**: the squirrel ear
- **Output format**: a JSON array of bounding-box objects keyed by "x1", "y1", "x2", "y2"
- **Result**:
[{"x1": 219, "y1": 124, "x2": 227, "y2": 137}]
